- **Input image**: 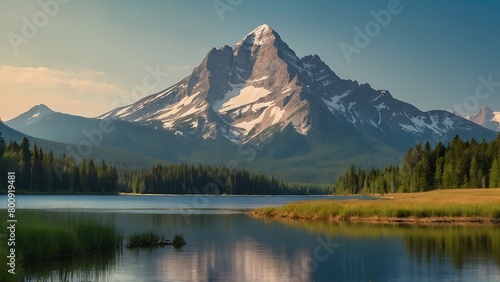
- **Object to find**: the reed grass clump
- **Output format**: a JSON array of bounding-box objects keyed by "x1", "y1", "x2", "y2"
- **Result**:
[
  {"x1": 172, "y1": 234, "x2": 186, "y2": 248},
  {"x1": 126, "y1": 232, "x2": 186, "y2": 248},
  {"x1": 493, "y1": 210, "x2": 500, "y2": 220},
  {"x1": 127, "y1": 232, "x2": 164, "y2": 248},
  {"x1": 14, "y1": 211, "x2": 122, "y2": 261}
]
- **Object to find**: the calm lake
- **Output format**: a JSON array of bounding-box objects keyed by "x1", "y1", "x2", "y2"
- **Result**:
[{"x1": 1, "y1": 195, "x2": 499, "y2": 281}]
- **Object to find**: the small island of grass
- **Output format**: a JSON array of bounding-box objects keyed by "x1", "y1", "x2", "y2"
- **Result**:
[
  {"x1": 126, "y1": 232, "x2": 186, "y2": 248},
  {"x1": 249, "y1": 189, "x2": 500, "y2": 224}
]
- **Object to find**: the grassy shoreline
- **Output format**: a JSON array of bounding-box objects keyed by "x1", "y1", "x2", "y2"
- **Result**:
[{"x1": 249, "y1": 189, "x2": 500, "y2": 224}]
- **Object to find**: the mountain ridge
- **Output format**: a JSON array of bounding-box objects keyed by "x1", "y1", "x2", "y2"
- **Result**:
[
  {"x1": 99, "y1": 24, "x2": 496, "y2": 148},
  {"x1": 0, "y1": 120, "x2": 166, "y2": 170}
]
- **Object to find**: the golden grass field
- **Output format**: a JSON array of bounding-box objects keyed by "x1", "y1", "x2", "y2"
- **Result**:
[{"x1": 250, "y1": 189, "x2": 500, "y2": 224}]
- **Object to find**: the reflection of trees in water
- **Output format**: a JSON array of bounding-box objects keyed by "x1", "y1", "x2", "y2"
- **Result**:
[
  {"x1": 24, "y1": 250, "x2": 119, "y2": 282},
  {"x1": 404, "y1": 227, "x2": 500, "y2": 268},
  {"x1": 269, "y1": 218, "x2": 500, "y2": 269}
]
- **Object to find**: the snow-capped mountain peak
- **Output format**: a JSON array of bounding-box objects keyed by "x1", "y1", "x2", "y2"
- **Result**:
[
  {"x1": 98, "y1": 24, "x2": 496, "y2": 147},
  {"x1": 236, "y1": 24, "x2": 275, "y2": 47},
  {"x1": 466, "y1": 106, "x2": 500, "y2": 132},
  {"x1": 7, "y1": 104, "x2": 55, "y2": 128}
]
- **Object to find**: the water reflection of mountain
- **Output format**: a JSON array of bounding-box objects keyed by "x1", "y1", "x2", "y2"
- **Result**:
[
  {"x1": 109, "y1": 213, "x2": 314, "y2": 281},
  {"x1": 147, "y1": 242, "x2": 312, "y2": 281}
]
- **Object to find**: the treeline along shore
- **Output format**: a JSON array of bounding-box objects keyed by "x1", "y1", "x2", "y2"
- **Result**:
[
  {"x1": 335, "y1": 134, "x2": 500, "y2": 194},
  {"x1": 1, "y1": 132, "x2": 498, "y2": 196},
  {"x1": 0, "y1": 134, "x2": 118, "y2": 194},
  {"x1": 0, "y1": 131, "x2": 321, "y2": 195}
]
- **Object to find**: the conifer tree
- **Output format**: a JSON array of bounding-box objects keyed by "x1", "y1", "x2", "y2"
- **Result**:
[{"x1": 490, "y1": 159, "x2": 500, "y2": 188}]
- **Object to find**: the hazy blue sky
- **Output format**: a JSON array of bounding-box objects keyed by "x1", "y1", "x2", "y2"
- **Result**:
[{"x1": 1, "y1": 0, "x2": 499, "y2": 120}]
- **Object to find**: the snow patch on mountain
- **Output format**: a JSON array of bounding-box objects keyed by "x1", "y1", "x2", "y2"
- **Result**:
[
  {"x1": 234, "y1": 111, "x2": 266, "y2": 133},
  {"x1": 374, "y1": 102, "x2": 388, "y2": 111},
  {"x1": 238, "y1": 24, "x2": 273, "y2": 47},
  {"x1": 494, "y1": 112, "x2": 500, "y2": 123},
  {"x1": 270, "y1": 106, "x2": 286, "y2": 124},
  {"x1": 399, "y1": 123, "x2": 419, "y2": 133},
  {"x1": 213, "y1": 85, "x2": 271, "y2": 113},
  {"x1": 116, "y1": 106, "x2": 134, "y2": 117},
  {"x1": 323, "y1": 90, "x2": 352, "y2": 114}
]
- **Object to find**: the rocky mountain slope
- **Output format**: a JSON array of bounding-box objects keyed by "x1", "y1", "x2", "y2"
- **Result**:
[{"x1": 100, "y1": 24, "x2": 495, "y2": 148}]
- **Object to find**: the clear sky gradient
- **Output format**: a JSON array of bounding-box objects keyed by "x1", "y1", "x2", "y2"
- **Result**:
[{"x1": 1, "y1": 0, "x2": 499, "y2": 120}]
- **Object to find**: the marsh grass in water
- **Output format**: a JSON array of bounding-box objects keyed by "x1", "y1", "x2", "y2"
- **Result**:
[
  {"x1": 11, "y1": 211, "x2": 122, "y2": 260},
  {"x1": 172, "y1": 234, "x2": 186, "y2": 248},
  {"x1": 0, "y1": 210, "x2": 122, "y2": 281},
  {"x1": 127, "y1": 232, "x2": 164, "y2": 248},
  {"x1": 126, "y1": 232, "x2": 186, "y2": 248}
]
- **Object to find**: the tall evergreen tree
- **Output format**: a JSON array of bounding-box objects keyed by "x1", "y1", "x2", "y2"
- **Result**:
[
  {"x1": 490, "y1": 158, "x2": 500, "y2": 188},
  {"x1": 0, "y1": 131, "x2": 5, "y2": 158},
  {"x1": 87, "y1": 159, "x2": 98, "y2": 192},
  {"x1": 468, "y1": 155, "x2": 480, "y2": 188},
  {"x1": 31, "y1": 144, "x2": 42, "y2": 192},
  {"x1": 79, "y1": 159, "x2": 88, "y2": 193},
  {"x1": 0, "y1": 131, "x2": 4, "y2": 191},
  {"x1": 20, "y1": 137, "x2": 31, "y2": 191}
]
